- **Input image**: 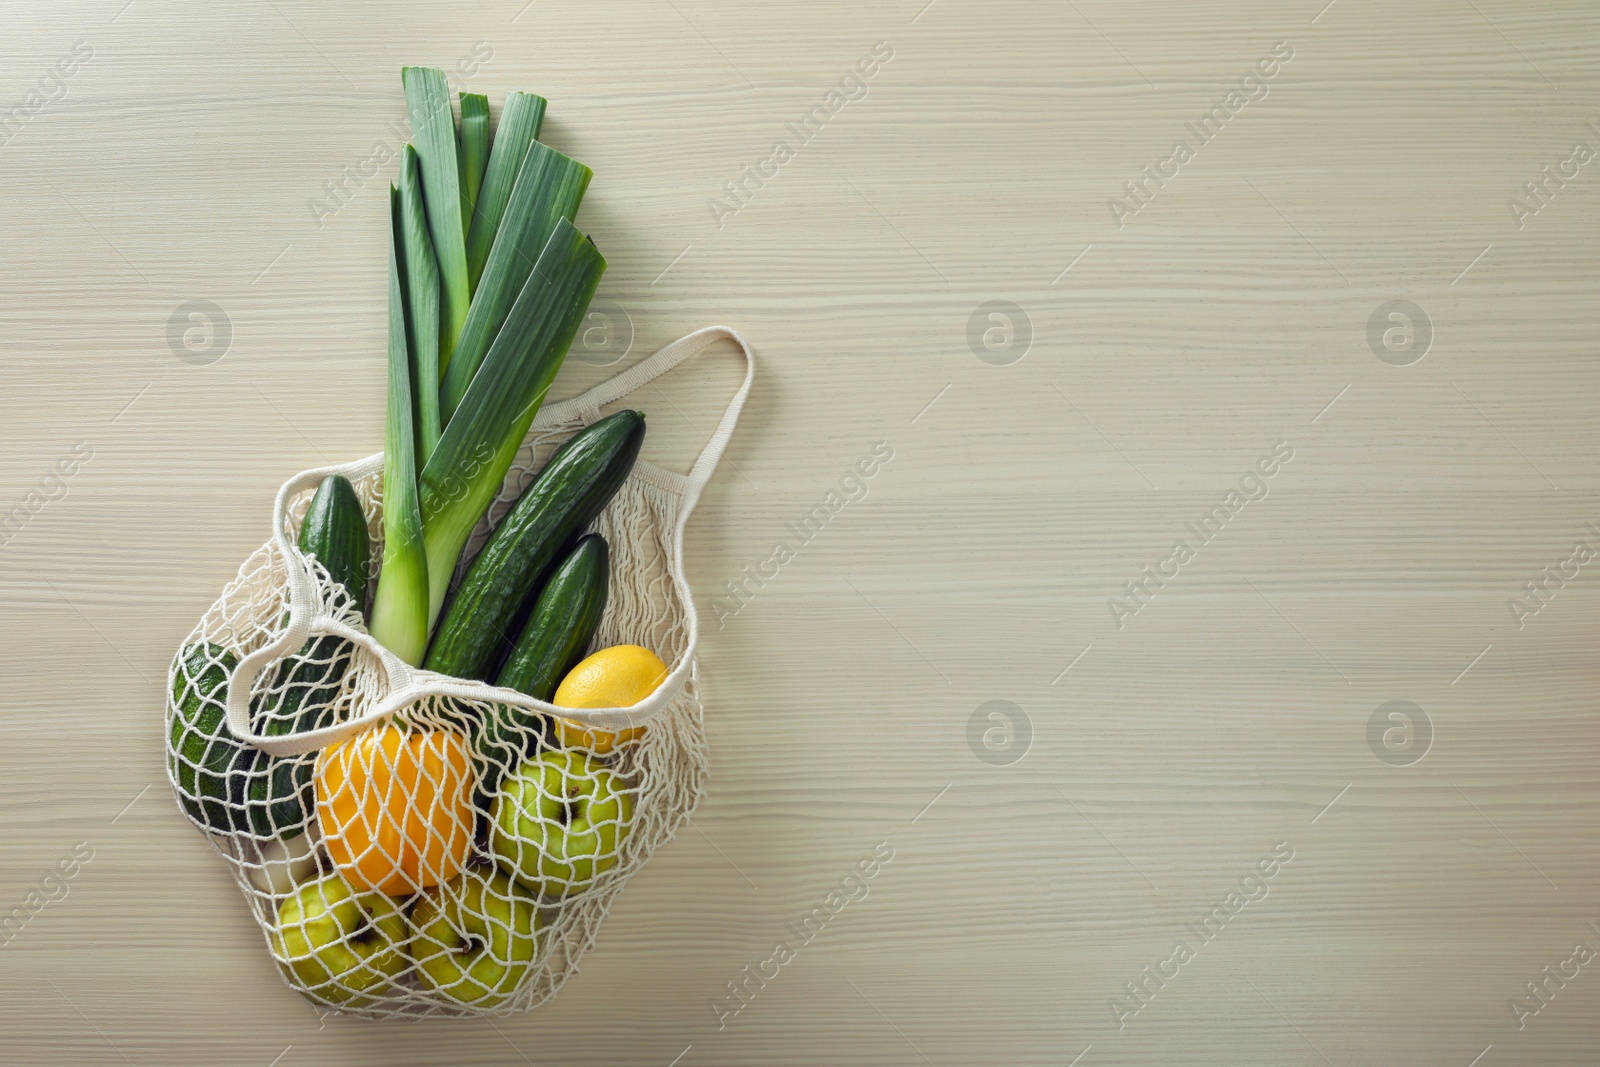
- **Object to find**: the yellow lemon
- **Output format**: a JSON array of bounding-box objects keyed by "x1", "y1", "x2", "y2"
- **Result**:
[{"x1": 552, "y1": 645, "x2": 669, "y2": 754}]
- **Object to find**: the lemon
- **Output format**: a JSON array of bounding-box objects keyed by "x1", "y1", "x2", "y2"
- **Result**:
[{"x1": 552, "y1": 645, "x2": 669, "y2": 754}]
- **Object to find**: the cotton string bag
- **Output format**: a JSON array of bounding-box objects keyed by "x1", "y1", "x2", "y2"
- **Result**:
[{"x1": 164, "y1": 325, "x2": 754, "y2": 1018}]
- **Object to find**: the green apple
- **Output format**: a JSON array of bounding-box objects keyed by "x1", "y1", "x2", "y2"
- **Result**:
[
  {"x1": 269, "y1": 872, "x2": 407, "y2": 1006},
  {"x1": 410, "y1": 867, "x2": 543, "y2": 1007},
  {"x1": 490, "y1": 749, "x2": 635, "y2": 898}
]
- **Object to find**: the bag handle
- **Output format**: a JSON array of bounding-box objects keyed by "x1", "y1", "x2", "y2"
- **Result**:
[
  {"x1": 537, "y1": 324, "x2": 754, "y2": 732},
  {"x1": 222, "y1": 326, "x2": 753, "y2": 757},
  {"x1": 539, "y1": 325, "x2": 753, "y2": 432}
]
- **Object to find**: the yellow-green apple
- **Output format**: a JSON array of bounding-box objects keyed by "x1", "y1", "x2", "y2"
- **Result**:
[
  {"x1": 410, "y1": 867, "x2": 542, "y2": 1006},
  {"x1": 269, "y1": 872, "x2": 406, "y2": 1005},
  {"x1": 490, "y1": 749, "x2": 635, "y2": 898}
]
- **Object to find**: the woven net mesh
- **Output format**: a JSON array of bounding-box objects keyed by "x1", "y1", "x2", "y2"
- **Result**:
[{"x1": 164, "y1": 413, "x2": 709, "y2": 1019}]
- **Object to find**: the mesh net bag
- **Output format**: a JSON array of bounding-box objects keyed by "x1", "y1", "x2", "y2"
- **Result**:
[{"x1": 164, "y1": 327, "x2": 753, "y2": 1019}]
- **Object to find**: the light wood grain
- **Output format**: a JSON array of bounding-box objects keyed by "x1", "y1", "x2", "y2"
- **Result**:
[{"x1": 2, "y1": 0, "x2": 1598, "y2": 1063}]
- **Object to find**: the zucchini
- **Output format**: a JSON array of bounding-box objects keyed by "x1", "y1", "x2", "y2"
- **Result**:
[
  {"x1": 497, "y1": 534, "x2": 609, "y2": 701},
  {"x1": 424, "y1": 409, "x2": 645, "y2": 681},
  {"x1": 169, "y1": 642, "x2": 318, "y2": 839},
  {"x1": 232, "y1": 746, "x2": 315, "y2": 839}
]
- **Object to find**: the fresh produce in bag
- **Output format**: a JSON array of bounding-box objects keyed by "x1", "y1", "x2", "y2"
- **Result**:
[{"x1": 163, "y1": 65, "x2": 755, "y2": 1019}]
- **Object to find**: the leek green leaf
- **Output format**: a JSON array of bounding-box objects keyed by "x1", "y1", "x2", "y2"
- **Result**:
[
  {"x1": 464, "y1": 91, "x2": 546, "y2": 292},
  {"x1": 418, "y1": 218, "x2": 606, "y2": 628},
  {"x1": 439, "y1": 140, "x2": 591, "y2": 424},
  {"x1": 367, "y1": 187, "x2": 430, "y2": 666},
  {"x1": 397, "y1": 145, "x2": 441, "y2": 462},
  {"x1": 401, "y1": 67, "x2": 469, "y2": 372},
  {"x1": 458, "y1": 92, "x2": 490, "y2": 241}
]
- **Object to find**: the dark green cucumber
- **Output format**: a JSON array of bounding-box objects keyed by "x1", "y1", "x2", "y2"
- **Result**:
[
  {"x1": 238, "y1": 475, "x2": 370, "y2": 836},
  {"x1": 169, "y1": 642, "x2": 318, "y2": 838},
  {"x1": 231, "y1": 745, "x2": 315, "y2": 838},
  {"x1": 258, "y1": 474, "x2": 370, "y2": 733},
  {"x1": 299, "y1": 474, "x2": 371, "y2": 618},
  {"x1": 497, "y1": 533, "x2": 609, "y2": 701},
  {"x1": 168, "y1": 642, "x2": 240, "y2": 833},
  {"x1": 474, "y1": 534, "x2": 610, "y2": 801},
  {"x1": 424, "y1": 409, "x2": 644, "y2": 681}
]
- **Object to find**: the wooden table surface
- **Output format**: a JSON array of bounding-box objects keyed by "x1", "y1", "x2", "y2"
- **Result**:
[{"x1": 2, "y1": 1, "x2": 1597, "y2": 1063}]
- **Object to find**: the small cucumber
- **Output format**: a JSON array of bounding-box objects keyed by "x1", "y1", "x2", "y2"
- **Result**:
[
  {"x1": 260, "y1": 474, "x2": 370, "y2": 733},
  {"x1": 237, "y1": 474, "x2": 370, "y2": 836},
  {"x1": 474, "y1": 534, "x2": 609, "y2": 801},
  {"x1": 497, "y1": 533, "x2": 609, "y2": 702},
  {"x1": 168, "y1": 642, "x2": 240, "y2": 833},
  {"x1": 299, "y1": 473, "x2": 371, "y2": 618},
  {"x1": 424, "y1": 409, "x2": 644, "y2": 682}
]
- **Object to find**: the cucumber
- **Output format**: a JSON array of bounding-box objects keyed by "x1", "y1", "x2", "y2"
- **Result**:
[
  {"x1": 168, "y1": 642, "x2": 240, "y2": 833},
  {"x1": 299, "y1": 474, "x2": 371, "y2": 617},
  {"x1": 497, "y1": 533, "x2": 609, "y2": 701},
  {"x1": 236, "y1": 474, "x2": 370, "y2": 836},
  {"x1": 424, "y1": 409, "x2": 644, "y2": 681},
  {"x1": 169, "y1": 479, "x2": 369, "y2": 838},
  {"x1": 232, "y1": 745, "x2": 315, "y2": 838},
  {"x1": 475, "y1": 534, "x2": 609, "y2": 801},
  {"x1": 259, "y1": 474, "x2": 370, "y2": 734}
]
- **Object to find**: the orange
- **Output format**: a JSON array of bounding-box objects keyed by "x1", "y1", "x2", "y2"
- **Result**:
[{"x1": 314, "y1": 722, "x2": 474, "y2": 895}]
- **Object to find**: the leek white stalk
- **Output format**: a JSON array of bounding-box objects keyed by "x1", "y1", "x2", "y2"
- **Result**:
[{"x1": 366, "y1": 187, "x2": 430, "y2": 666}]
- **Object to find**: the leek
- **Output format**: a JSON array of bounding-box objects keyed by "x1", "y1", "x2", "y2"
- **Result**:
[
  {"x1": 401, "y1": 67, "x2": 469, "y2": 373},
  {"x1": 458, "y1": 93, "x2": 490, "y2": 238},
  {"x1": 396, "y1": 145, "x2": 441, "y2": 462},
  {"x1": 367, "y1": 187, "x2": 430, "y2": 666},
  {"x1": 417, "y1": 218, "x2": 606, "y2": 628},
  {"x1": 465, "y1": 91, "x2": 546, "y2": 293},
  {"x1": 439, "y1": 140, "x2": 591, "y2": 424}
]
